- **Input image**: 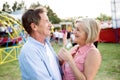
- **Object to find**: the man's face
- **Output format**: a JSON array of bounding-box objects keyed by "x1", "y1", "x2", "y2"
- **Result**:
[{"x1": 36, "y1": 12, "x2": 52, "y2": 38}]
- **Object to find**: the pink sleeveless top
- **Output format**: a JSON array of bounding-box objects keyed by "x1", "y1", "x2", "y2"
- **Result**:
[{"x1": 62, "y1": 43, "x2": 95, "y2": 80}]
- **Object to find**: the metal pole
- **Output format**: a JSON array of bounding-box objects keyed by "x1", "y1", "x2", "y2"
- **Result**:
[{"x1": 112, "y1": 0, "x2": 119, "y2": 42}]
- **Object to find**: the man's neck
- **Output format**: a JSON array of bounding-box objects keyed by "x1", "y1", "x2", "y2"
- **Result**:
[{"x1": 30, "y1": 33, "x2": 45, "y2": 44}]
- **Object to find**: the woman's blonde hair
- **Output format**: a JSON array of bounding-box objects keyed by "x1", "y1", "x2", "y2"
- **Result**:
[{"x1": 76, "y1": 18, "x2": 100, "y2": 44}]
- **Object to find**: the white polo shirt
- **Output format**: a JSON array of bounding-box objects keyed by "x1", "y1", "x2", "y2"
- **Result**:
[{"x1": 45, "y1": 43, "x2": 62, "y2": 80}]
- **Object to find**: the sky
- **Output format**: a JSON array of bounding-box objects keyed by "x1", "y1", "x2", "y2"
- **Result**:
[{"x1": 0, "y1": 0, "x2": 111, "y2": 19}]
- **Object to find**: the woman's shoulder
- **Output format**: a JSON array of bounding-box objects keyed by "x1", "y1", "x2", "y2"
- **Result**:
[
  {"x1": 86, "y1": 47, "x2": 102, "y2": 62},
  {"x1": 88, "y1": 47, "x2": 101, "y2": 55}
]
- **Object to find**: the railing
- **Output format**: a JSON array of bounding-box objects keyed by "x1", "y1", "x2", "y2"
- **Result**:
[{"x1": 0, "y1": 44, "x2": 22, "y2": 65}]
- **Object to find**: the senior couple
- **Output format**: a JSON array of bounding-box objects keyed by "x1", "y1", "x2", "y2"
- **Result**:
[{"x1": 19, "y1": 6, "x2": 102, "y2": 80}]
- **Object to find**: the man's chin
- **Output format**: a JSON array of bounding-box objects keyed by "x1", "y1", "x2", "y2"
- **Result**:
[{"x1": 46, "y1": 33, "x2": 50, "y2": 37}]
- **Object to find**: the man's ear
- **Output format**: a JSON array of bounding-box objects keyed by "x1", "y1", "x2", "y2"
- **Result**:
[{"x1": 30, "y1": 23, "x2": 37, "y2": 31}]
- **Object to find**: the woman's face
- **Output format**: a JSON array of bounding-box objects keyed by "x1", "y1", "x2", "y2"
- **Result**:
[{"x1": 73, "y1": 23, "x2": 87, "y2": 45}]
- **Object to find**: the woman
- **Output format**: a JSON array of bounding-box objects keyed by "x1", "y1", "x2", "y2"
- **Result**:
[{"x1": 58, "y1": 18, "x2": 102, "y2": 80}]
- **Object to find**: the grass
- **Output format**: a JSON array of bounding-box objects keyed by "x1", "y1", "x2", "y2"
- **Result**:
[
  {"x1": 0, "y1": 60, "x2": 21, "y2": 80},
  {"x1": 0, "y1": 42, "x2": 120, "y2": 80},
  {"x1": 95, "y1": 43, "x2": 120, "y2": 80}
]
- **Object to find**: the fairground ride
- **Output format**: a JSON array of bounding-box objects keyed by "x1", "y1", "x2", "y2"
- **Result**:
[{"x1": 0, "y1": 11, "x2": 26, "y2": 65}]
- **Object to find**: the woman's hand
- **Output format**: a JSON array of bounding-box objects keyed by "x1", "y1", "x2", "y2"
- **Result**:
[{"x1": 58, "y1": 48, "x2": 73, "y2": 63}]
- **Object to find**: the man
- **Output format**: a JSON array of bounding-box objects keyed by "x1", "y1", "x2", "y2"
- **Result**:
[{"x1": 18, "y1": 7, "x2": 62, "y2": 80}]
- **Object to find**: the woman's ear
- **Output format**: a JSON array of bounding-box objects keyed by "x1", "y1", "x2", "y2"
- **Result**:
[{"x1": 30, "y1": 23, "x2": 37, "y2": 31}]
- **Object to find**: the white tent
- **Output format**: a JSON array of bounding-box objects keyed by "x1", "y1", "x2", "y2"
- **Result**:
[{"x1": 9, "y1": 9, "x2": 25, "y2": 20}]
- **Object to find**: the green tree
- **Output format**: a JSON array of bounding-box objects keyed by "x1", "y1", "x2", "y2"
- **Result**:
[
  {"x1": 96, "y1": 13, "x2": 111, "y2": 21},
  {"x1": 2, "y1": 2, "x2": 11, "y2": 13},
  {"x1": 46, "y1": 6, "x2": 61, "y2": 24},
  {"x1": 12, "y1": 1, "x2": 25, "y2": 12},
  {"x1": 17, "y1": 1, "x2": 25, "y2": 10},
  {"x1": 30, "y1": 3, "x2": 61, "y2": 24},
  {"x1": 12, "y1": 1, "x2": 17, "y2": 12},
  {"x1": 29, "y1": 1, "x2": 42, "y2": 9}
]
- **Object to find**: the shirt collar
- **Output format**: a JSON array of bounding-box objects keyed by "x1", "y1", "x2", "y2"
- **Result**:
[{"x1": 28, "y1": 36, "x2": 48, "y2": 47}]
